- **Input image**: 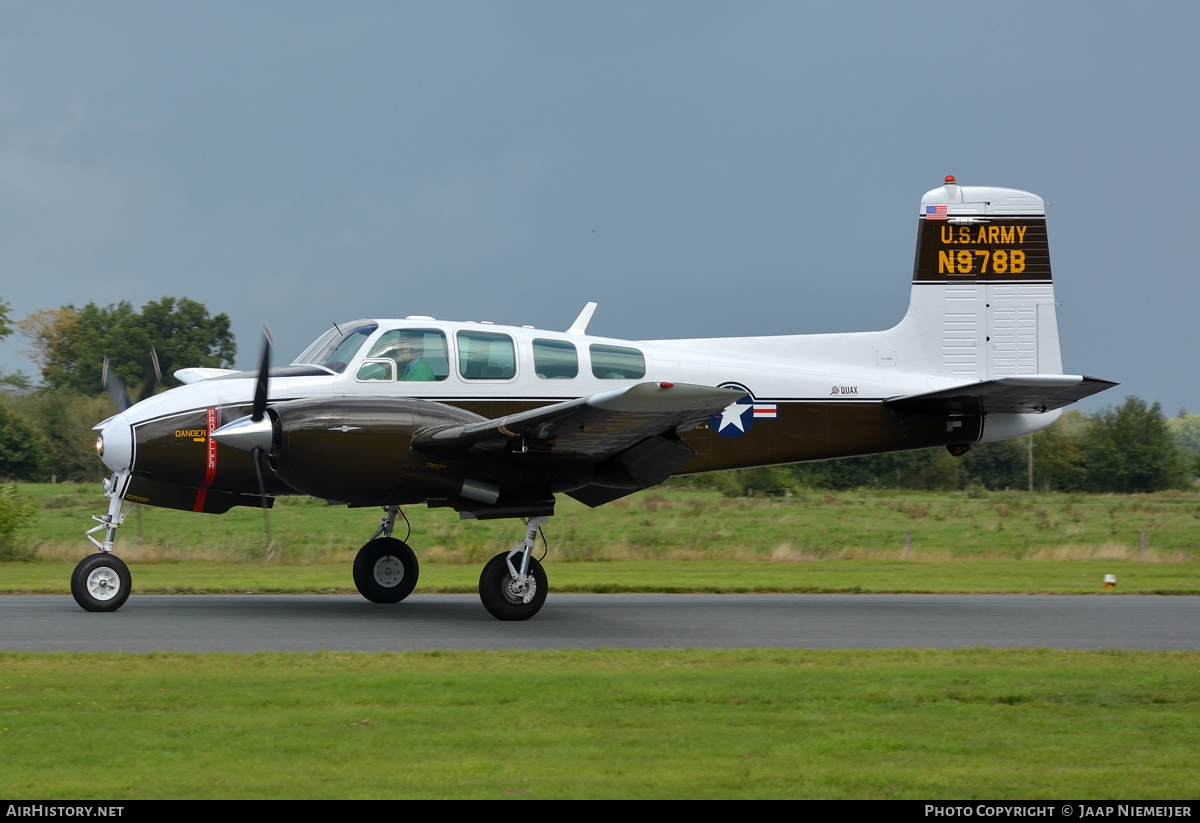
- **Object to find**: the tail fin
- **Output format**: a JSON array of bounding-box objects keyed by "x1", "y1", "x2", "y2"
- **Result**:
[{"x1": 902, "y1": 176, "x2": 1061, "y2": 379}]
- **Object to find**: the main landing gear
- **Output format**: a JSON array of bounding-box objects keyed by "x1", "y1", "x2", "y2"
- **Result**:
[
  {"x1": 478, "y1": 517, "x2": 548, "y2": 621},
  {"x1": 350, "y1": 509, "x2": 551, "y2": 620},
  {"x1": 353, "y1": 506, "x2": 420, "y2": 603}
]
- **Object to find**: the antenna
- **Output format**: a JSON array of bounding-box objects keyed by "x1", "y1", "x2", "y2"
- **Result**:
[{"x1": 566, "y1": 302, "x2": 598, "y2": 335}]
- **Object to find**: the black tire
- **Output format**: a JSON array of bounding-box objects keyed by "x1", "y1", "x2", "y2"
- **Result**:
[
  {"x1": 352, "y1": 537, "x2": 419, "y2": 603},
  {"x1": 478, "y1": 551, "x2": 547, "y2": 621},
  {"x1": 70, "y1": 553, "x2": 132, "y2": 613}
]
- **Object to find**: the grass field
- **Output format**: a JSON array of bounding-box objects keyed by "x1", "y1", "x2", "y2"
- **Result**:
[
  {"x1": 4, "y1": 486, "x2": 1199, "y2": 799},
  {"x1": 4, "y1": 484, "x2": 1195, "y2": 592},
  {"x1": 10, "y1": 482, "x2": 1200, "y2": 564},
  {"x1": 5, "y1": 483, "x2": 1199, "y2": 595},
  {"x1": 1, "y1": 649, "x2": 1197, "y2": 799}
]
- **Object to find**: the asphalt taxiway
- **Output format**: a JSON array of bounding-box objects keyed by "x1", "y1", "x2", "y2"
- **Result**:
[{"x1": 2, "y1": 593, "x2": 1197, "y2": 652}]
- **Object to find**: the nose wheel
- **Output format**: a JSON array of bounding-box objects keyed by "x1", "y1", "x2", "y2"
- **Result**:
[{"x1": 71, "y1": 553, "x2": 132, "y2": 613}]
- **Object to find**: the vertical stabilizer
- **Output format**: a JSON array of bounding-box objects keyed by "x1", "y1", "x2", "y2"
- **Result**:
[{"x1": 898, "y1": 177, "x2": 1061, "y2": 379}]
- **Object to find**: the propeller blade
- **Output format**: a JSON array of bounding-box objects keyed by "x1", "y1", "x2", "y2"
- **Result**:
[
  {"x1": 101, "y1": 356, "x2": 132, "y2": 412},
  {"x1": 252, "y1": 326, "x2": 273, "y2": 422},
  {"x1": 136, "y1": 346, "x2": 163, "y2": 404},
  {"x1": 252, "y1": 446, "x2": 276, "y2": 562},
  {"x1": 250, "y1": 326, "x2": 276, "y2": 559}
]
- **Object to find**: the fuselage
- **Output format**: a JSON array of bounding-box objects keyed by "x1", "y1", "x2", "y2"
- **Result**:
[{"x1": 93, "y1": 315, "x2": 1057, "y2": 515}]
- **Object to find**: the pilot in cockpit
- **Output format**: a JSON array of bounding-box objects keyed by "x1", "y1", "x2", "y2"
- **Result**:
[{"x1": 392, "y1": 336, "x2": 435, "y2": 381}]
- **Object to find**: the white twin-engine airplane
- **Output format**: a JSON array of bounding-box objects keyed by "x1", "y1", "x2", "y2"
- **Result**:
[{"x1": 83, "y1": 176, "x2": 1115, "y2": 619}]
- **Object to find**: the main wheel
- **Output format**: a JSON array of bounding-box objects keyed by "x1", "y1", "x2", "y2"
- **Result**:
[
  {"x1": 478, "y1": 551, "x2": 547, "y2": 621},
  {"x1": 352, "y1": 537, "x2": 419, "y2": 603},
  {"x1": 71, "y1": 553, "x2": 132, "y2": 613}
]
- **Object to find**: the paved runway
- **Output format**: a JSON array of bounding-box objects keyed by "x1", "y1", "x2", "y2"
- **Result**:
[{"x1": 2, "y1": 593, "x2": 1197, "y2": 652}]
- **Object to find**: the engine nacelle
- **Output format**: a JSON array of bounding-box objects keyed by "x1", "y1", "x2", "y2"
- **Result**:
[{"x1": 264, "y1": 397, "x2": 485, "y2": 504}]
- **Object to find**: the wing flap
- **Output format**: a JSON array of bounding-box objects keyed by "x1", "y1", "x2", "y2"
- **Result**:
[{"x1": 884, "y1": 374, "x2": 1118, "y2": 415}]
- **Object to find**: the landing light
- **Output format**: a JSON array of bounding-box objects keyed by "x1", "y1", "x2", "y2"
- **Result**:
[{"x1": 95, "y1": 435, "x2": 104, "y2": 458}]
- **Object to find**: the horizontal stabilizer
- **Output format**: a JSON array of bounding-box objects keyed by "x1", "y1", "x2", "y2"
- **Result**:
[
  {"x1": 884, "y1": 375, "x2": 1118, "y2": 415},
  {"x1": 413, "y1": 382, "x2": 740, "y2": 459}
]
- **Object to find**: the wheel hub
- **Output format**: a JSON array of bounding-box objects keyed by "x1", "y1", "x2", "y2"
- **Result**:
[
  {"x1": 372, "y1": 555, "x2": 405, "y2": 588},
  {"x1": 502, "y1": 575, "x2": 537, "y2": 605},
  {"x1": 86, "y1": 567, "x2": 122, "y2": 601}
]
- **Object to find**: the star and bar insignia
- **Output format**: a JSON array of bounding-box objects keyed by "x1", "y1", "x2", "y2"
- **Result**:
[{"x1": 708, "y1": 383, "x2": 777, "y2": 439}]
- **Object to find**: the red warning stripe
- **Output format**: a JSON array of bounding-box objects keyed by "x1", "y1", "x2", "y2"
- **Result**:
[{"x1": 193, "y1": 407, "x2": 218, "y2": 512}]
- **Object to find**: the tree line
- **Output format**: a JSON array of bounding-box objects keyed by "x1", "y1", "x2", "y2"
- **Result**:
[
  {"x1": 0, "y1": 295, "x2": 1197, "y2": 493},
  {"x1": 0, "y1": 296, "x2": 235, "y2": 483}
]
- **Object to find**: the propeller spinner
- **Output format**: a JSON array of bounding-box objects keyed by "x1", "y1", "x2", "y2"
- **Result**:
[{"x1": 210, "y1": 329, "x2": 276, "y2": 452}]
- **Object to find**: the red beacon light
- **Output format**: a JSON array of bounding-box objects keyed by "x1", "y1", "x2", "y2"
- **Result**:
[
  {"x1": 659, "y1": 382, "x2": 674, "y2": 389},
  {"x1": 944, "y1": 174, "x2": 956, "y2": 184}
]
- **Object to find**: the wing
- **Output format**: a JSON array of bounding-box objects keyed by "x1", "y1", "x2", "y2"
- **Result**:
[
  {"x1": 414, "y1": 381, "x2": 742, "y2": 507},
  {"x1": 884, "y1": 374, "x2": 1118, "y2": 415},
  {"x1": 415, "y1": 381, "x2": 738, "y2": 457}
]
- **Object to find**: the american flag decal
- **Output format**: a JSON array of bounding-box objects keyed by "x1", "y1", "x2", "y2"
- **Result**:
[{"x1": 925, "y1": 205, "x2": 947, "y2": 220}]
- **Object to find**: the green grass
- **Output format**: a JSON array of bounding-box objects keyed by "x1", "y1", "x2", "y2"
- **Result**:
[
  {"x1": 1, "y1": 649, "x2": 1196, "y2": 799},
  {"x1": 5, "y1": 483, "x2": 1198, "y2": 594},
  {"x1": 12, "y1": 483, "x2": 1200, "y2": 563}
]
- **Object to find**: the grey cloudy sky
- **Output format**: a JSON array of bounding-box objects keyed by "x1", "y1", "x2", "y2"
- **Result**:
[{"x1": 1, "y1": 2, "x2": 1195, "y2": 414}]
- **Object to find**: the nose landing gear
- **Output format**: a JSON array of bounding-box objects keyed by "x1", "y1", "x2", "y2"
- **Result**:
[{"x1": 74, "y1": 472, "x2": 134, "y2": 612}]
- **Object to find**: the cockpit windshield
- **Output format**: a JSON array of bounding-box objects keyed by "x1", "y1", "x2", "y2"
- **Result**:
[{"x1": 291, "y1": 321, "x2": 379, "y2": 373}]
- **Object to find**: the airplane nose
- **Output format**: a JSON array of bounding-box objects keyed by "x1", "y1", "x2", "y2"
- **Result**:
[{"x1": 95, "y1": 414, "x2": 134, "y2": 473}]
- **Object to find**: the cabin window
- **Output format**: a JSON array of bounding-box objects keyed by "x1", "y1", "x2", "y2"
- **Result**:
[
  {"x1": 457, "y1": 330, "x2": 516, "y2": 380},
  {"x1": 590, "y1": 344, "x2": 646, "y2": 379},
  {"x1": 532, "y1": 339, "x2": 578, "y2": 379},
  {"x1": 355, "y1": 360, "x2": 396, "y2": 381},
  {"x1": 363, "y1": 329, "x2": 449, "y2": 381}
]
